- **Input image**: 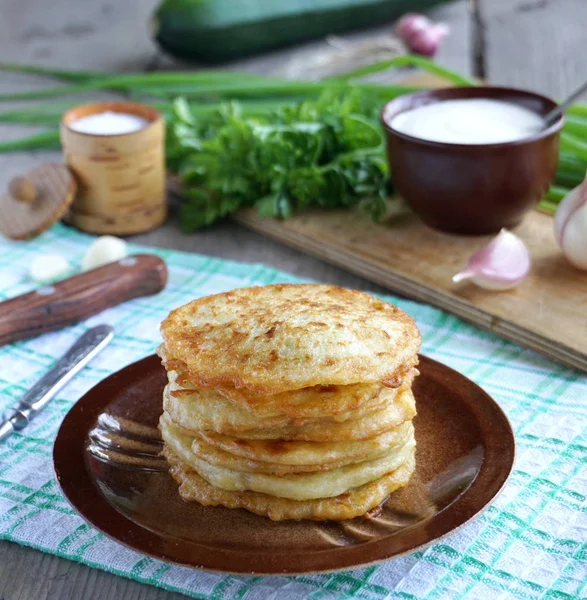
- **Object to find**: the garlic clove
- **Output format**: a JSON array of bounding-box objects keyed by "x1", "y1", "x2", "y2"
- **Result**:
[
  {"x1": 29, "y1": 254, "x2": 71, "y2": 284},
  {"x1": 452, "y1": 229, "x2": 531, "y2": 291},
  {"x1": 395, "y1": 13, "x2": 449, "y2": 57},
  {"x1": 82, "y1": 235, "x2": 128, "y2": 272},
  {"x1": 554, "y1": 182, "x2": 587, "y2": 270}
]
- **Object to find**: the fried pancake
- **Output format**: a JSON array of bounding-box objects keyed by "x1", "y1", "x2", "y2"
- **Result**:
[
  {"x1": 160, "y1": 413, "x2": 413, "y2": 474},
  {"x1": 199, "y1": 422, "x2": 413, "y2": 468},
  {"x1": 163, "y1": 376, "x2": 406, "y2": 434},
  {"x1": 160, "y1": 415, "x2": 415, "y2": 501},
  {"x1": 166, "y1": 362, "x2": 417, "y2": 420},
  {"x1": 194, "y1": 435, "x2": 354, "y2": 475},
  {"x1": 163, "y1": 447, "x2": 416, "y2": 521},
  {"x1": 160, "y1": 413, "x2": 334, "y2": 475},
  {"x1": 163, "y1": 384, "x2": 292, "y2": 432},
  {"x1": 165, "y1": 385, "x2": 416, "y2": 441},
  {"x1": 160, "y1": 284, "x2": 421, "y2": 395}
]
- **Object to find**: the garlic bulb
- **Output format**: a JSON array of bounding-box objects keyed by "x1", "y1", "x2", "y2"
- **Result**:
[
  {"x1": 82, "y1": 236, "x2": 128, "y2": 272},
  {"x1": 452, "y1": 229, "x2": 531, "y2": 291},
  {"x1": 395, "y1": 13, "x2": 449, "y2": 57},
  {"x1": 396, "y1": 13, "x2": 430, "y2": 39},
  {"x1": 29, "y1": 255, "x2": 71, "y2": 284},
  {"x1": 554, "y1": 181, "x2": 587, "y2": 270}
]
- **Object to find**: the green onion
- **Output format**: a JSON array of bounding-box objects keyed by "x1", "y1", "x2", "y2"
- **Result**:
[
  {"x1": 328, "y1": 54, "x2": 477, "y2": 87},
  {"x1": 556, "y1": 169, "x2": 584, "y2": 189},
  {"x1": 0, "y1": 77, "x2": 424, "y2": 103},
  {"x1": 0, "y1": 55, "x2": 447, "y2": 103},
  {"x1": 0, "y1": 63, "x2": 273, "y2": 84},
  {"x1": 0, "y1": 62, "x2": 105, "y2": 82},
  {"x1": 0, "y1": 55, "x2": 473, "y2": 89},
  {"x1": 0, "y1": 98, "x2": 318, "y2": 141},
  {"x1": 561, "y1": 132, "x2": 587, "y2": 162},
  {"x1": 0, "y1": 101, "x2": 94, "y2": 124},
  {"x1": 537, "y1": 199, "x2": 559, "y2": 216},
  {"x1": 0, "y1": 71, "x2": 301, "y2": 102},
  {"x1": 555, "y1": 157, "x2": 585, "y2": 187},
  {"x1": 559, "y1": 151, "x2": 587, "y2": 170},
  {"x1": 539, "y1": 185, "x2": 572, "y2": 215},
  {"x1": 0, "y1": 130, "x2": 60, "y2": 152},
  {"x1": 0, "y1": 100, "x2": 173, "y2": 125},
  {"x1": 567, "y1": 103, "x2": 587, "y2": 118},
  {"x1": 546, "y1": 185, "x2": 571, "y2": 203},
  {"x1": 562, "y1": 115, "x2": 587, "y2": 139}
]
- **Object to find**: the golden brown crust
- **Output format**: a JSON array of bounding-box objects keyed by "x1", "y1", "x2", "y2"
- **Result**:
[
  {"x1": 160, "y1": 284, "x2": 421, "y2": 395},
  {"x1": 163, "y1": 447, "x2": 416, "y2": 521}
]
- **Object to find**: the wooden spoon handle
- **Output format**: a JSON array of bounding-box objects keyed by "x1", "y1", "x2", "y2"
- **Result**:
[{"x1": 0, "y1": 254, "x2": 167, "y2": 346}]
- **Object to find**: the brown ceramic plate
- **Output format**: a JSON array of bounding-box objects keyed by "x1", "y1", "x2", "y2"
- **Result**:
[{"x1": 53, "y1": 354, "x2": 515, "y2": 575}]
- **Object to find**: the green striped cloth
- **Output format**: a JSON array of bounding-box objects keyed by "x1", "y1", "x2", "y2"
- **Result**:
[{"x1": 0, "y1": 223, "x2": 585, "y2": 600}]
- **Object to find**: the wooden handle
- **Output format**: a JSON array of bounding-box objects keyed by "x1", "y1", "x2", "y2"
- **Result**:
[
  {"x1": 8, "y1": 176, "x2": 38, "y2": 204},
  {"x1": 0, "y1": 254, "x2": 167, "y2": 346}
]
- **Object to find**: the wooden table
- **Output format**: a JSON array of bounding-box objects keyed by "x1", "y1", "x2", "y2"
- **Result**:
[{"x1": 1, "y1": 1, "x2": 586, "y2": 598}]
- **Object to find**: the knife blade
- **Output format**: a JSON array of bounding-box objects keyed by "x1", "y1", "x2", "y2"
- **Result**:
[
  {"x1": 0, "y1": 254, "x2": 167, "y2": 346},
  {"x1": 0, "y1": 324, "x2": 114, "y2": 442}
]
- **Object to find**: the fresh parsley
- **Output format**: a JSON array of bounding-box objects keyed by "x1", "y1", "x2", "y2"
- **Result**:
[{"x1": 166, "y1": 92, "x2": 392, "y2": 231}]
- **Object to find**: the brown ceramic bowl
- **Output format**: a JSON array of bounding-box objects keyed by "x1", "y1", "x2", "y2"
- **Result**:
[{"x1": 381, "y1": 87, "x2": 563, "y2": 235}]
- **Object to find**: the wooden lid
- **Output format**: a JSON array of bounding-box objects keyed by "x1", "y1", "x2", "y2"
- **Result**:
[{"x1": 0, "y1": 163, "x2": 76, "y2": 240}]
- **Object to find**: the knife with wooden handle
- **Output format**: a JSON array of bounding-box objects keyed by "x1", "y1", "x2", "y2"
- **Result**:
[{"x1": 0, "y1": 254, "x2": 167, "y2": 346}]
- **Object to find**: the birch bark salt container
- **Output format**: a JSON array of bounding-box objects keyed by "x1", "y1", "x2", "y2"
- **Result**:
[{"x1": 60, "y1": 101, "x2": 166, "y2": 235}]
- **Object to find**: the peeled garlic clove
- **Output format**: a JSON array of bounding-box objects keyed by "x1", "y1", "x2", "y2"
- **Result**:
[
  {"x1": 29, "y1": 255, "x2": 71, "y2": 284},
  {"x1": 554, "y1": 182, "x2": 587, "y2": 270},
  {"x1": 452, "y1": 229, "x2": 530, "y2": 291},
  {"x1": 82, "y1": 235, "x2": 128, "y2": 272}
]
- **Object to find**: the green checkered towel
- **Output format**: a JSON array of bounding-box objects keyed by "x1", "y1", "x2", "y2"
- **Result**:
[{"x1": 0, "y1": 223, "x2": 585, "y2": 600}]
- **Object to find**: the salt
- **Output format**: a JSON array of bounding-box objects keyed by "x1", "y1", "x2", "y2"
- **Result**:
[{"x1": 70, "y1": 111, "x2": 149, "y2": 135}]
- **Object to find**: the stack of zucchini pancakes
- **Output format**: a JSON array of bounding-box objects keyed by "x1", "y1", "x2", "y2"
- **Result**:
[{"x1": 158, "y1": 284, "x2": 421, "y2": 521}]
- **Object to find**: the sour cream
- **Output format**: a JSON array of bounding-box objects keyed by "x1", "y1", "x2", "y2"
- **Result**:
[
  {"x1": 387, "y1": 99, "x2": 544, "y2": 145},
  {"x1": 70, "y1": 111, "x2": 149, "y2": 135}
]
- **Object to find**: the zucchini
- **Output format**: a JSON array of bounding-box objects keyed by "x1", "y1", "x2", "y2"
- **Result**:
[{"x1": 152, "y1": 0, "x2": 449, "y2": 63}]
